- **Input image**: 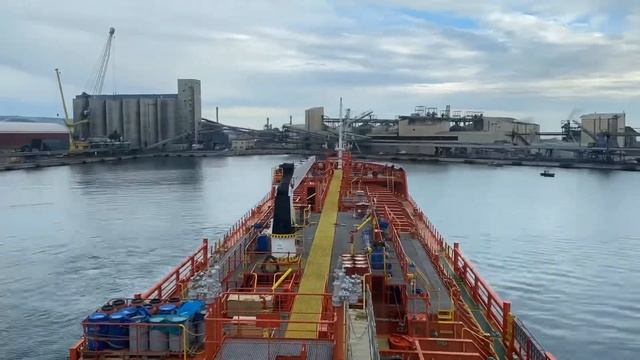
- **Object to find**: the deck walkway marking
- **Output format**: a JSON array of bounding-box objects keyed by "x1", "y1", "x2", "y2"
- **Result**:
[{"x1": 286, "y1": 170, "x2": 342, "y2": 338}]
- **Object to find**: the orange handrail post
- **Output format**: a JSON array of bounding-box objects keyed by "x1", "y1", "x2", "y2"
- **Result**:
[
  {"x1": 503, "y1": 301, "x2": 512, "y2": 356},
  {"x1": 453, "y1": 242, "x2": 460, "y2": 272}
]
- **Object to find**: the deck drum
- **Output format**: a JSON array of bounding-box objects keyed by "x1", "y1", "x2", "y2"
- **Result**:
[
  {"x1": 193, "y1": 309, "x2": 207, "y2": 346},
  {"x1": 120, "y1": 306, "x2": 137, "y2": 318},
  {"x1": 107, "y1": 312, "x2": 130, "y2": 350},
  {"x1": 86, "y1": 312, "x2": 108, "y2": 351},
  {"x1": 371, "y1": 247, "x2": 385, "y2": 270},
  {"x1": 129, "y1": 315, "x2": 149, "y2": 352},
  {"x1": 177, "y1": 300, "x2": 205, "y2": 345},
  {"x1": 158, "y1": 304, "x2": 177, "y2": 315},
  {"x1": 167, "y1": 315, "x2": 189, "y2": 352},
  {"x1": 256, "y1": 234, "x2": 270, "y2": 252},
  {"x1": 149, "y1": 316, "x2": 168, "y2": 351}
]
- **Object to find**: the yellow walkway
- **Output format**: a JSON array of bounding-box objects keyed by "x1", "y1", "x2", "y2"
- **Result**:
[{"x1": 286, "y1": 170, "x2": 342, "y2": 338}]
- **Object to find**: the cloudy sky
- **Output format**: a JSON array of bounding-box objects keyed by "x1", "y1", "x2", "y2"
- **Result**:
[{"x1": 1, "y1": 0, "x2": 639, "y2": 130}]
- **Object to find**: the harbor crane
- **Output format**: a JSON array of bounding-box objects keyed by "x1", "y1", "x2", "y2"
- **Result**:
[
  {"x1": 87, "y1": 27, "x2": 115, "y2": 95},
  {"x1": 55, "y1": 68, "x2": 89, "y2": 153}
]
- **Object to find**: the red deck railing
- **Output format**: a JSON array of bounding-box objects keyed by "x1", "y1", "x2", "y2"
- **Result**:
[
  {"x1": 206, "y1": 291, "x2": 339, "y2": 358},
  {"x1": 216, "y1": 192, "x2": 274, "y2": 254},
  {"x1": 142, "y1": 239, "x2": 209, "y2": 300},
  {"x1": 407, "y1": 194, "x2": 555, "y2": 360}
]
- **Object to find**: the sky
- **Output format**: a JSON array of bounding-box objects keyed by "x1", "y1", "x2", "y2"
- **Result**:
[{"x1": 0, "y1": 0, "x2": 639, "y2": 130}]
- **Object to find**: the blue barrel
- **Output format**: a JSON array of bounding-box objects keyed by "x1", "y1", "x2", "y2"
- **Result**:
[
  {"x1": 149, "y1": 316, "x2": 168, "y2": 351},
  {"x1": 193, "y1": 309, "x2": 207, "y2": 345},
  {"x1": 120, "y1": 306, "x2": 138, "y2": 318},
  {"x1": 167, "y1": 315, "x2": 189, "y2": 352},
  {"x1": 255, "y1": 234, "x2": 270, "y2": 252},
  {"x1": 129, "y1": 315, "x2": 149, "y2": 352},
  {"x1": 87, "y1": 312, "x2": 108, "y2": 351},
  {"x1": 158, "y1": 304, "x2": 177, "y2": 315},
  {"x1": 177, "y1": 300, "x2": 204, "y2": 319},
  {"x1": 370, "y1": 253, "x2": 384, "y2": 270},
  {"x1": 107, "y1": 312, "x2": 130, "y2": 350},
  {"x1": 379, "y1": 219, "x2": 389, "y2": 231}
]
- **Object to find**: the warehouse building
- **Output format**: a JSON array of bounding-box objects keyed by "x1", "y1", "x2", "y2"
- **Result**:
[
  {"x1": 0, "y1": 122, "x2": 69, "y2": 152},
  {"x1": 73, "y1": 79, "x2": 201, "y2": 150}
]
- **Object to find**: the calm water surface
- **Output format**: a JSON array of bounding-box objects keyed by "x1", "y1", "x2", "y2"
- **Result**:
[{"x1": 0, "y1": 156, "x2": 638, "y2": 359}]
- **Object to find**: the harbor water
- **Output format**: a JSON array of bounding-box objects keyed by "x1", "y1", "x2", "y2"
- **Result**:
[{"x1": 0, "y1": 155, "x2": 638, "y2": 359}]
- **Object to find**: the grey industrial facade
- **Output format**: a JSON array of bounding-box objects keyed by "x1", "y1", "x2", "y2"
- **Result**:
[{"x1": 72, "y1": 79, "x2": 201, "y2": 149}]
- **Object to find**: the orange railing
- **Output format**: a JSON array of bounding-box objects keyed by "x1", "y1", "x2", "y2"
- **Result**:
[
  {"x1": 407, "y1": 194, "x2": 554, "y2": 360},
  {"x1": 452, "y1": 245, "x2": 505, "y2": 330},
  {"x1": 143, "y1": 239, "x2": 209, "y2": 300},
  {"x1": 216, "y1": 192, "x2": 274, "y2": 254},
  {"x1": 206, "y1": 292, "x2": 339, "y2": 357},
  {"x1": 380, "y1": 206, "x2": 410, "y2": 279}
]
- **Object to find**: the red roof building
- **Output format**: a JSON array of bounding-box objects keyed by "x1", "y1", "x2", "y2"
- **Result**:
[{"x1": 0, "y1": 122, "x2": 69, "y2": 151}]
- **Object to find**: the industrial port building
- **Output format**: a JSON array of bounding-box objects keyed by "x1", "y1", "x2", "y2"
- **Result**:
[
  {"x1": 0, "y1": 121, "x2": 69, "y2": 152},
  {"x1": 72, "y1": 79, "x2": 201, "y2": 150},
  {"x1": 394, "y1": 110, "x2": 539, "y2": 145},
  {"x1": 578, "y1": 113, "x2": 633, "y2": 147}
]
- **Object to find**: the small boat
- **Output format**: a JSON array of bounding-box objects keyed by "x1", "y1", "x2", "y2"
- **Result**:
[
  {"x1": 540, "y1": 169, "x2": 555, "y2": 177},
  {"x1": 488, "y1": 161, "x2": 503, "y2": 167}
]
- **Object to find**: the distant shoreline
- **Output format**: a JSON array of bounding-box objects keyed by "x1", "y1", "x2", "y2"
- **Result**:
[{"x1": 1, "y1": 149, "x2": 638, "y2": 172}]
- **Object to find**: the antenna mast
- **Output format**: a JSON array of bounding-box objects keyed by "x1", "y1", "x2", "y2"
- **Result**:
[{"x1": 338, "y1": 97, "x2": 343, "y2": 169}]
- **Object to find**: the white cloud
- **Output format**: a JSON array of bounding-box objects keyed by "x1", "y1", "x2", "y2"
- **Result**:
[{"x1": 0, "y1": 0, "x2": 639, "y2": 131}]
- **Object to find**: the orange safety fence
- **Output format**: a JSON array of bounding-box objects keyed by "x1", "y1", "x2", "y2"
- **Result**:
[
  {"x1": 406, "y1": 193, "x2": 554, "y2": 360},
  {"x1": 216, "y1": 192, "x2": 274, "y2": 254},
  {"x1": 143, "y1": 239, "x2": 209, "y2": 300},
  {"x1": 205, "y1": 292, "x2": 339, "y2": 358}
]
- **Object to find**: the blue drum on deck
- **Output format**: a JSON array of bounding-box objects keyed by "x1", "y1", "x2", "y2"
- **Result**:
[
  {"x1": 379, "y1": 219, "x2": 389, "y2": 231},
  {"x1": 256, "y1": 234, "x2": 271, "y2": 252},
  {"x1": 120, "y1": 306, "x2": 137, "y2": 318},
  {"x1": 178, "y1": 300, "x2": 205, "y2": 345},
  {"x1": 177, "y1": 300, "x2": 204, "y2": 319},
  {"x1": 129, "y1": 315, "x2": 150, "y2": 352},
  {"x1": 167, "y1": 315, "x2": 189, "y2": 352},
  {"x1": 107, "y1": 312, "x2": 130, "y2": 350},
  {"x1": 149, "y1": 316, "x2": 168, "y2": 351},
  {"x1": 87, "y1": 312, "x2": 109, "y2": 351},
  {"x1": 158, "y1": 304, "x2": 177, "y2": 315},
  {"x1": 371, "y1": 247, "x2": 385, "y2": 270}
]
